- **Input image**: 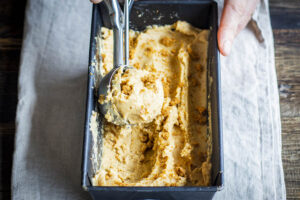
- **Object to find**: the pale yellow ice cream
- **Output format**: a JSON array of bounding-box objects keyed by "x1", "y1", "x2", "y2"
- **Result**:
[
  {"x1": 91, "y1": 21, "x2": 211, "y2": 186},
  {"x1": 101, "y1": 67, "x2": 164, "y2": 125}
]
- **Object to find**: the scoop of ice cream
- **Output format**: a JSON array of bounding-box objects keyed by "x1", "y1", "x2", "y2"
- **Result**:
[{"x1": 102, "y1": 67, "x2": 164, "y2": 125}]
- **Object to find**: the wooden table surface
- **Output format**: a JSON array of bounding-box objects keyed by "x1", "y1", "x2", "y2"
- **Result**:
[{"x1": 0, "y1": 0, "x2": 299, "y2": 199}]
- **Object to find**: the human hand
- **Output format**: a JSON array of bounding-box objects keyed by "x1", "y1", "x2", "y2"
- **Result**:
[
  {"x1": 90, "y1": 0, "x2": 260, "y2": 56},
  {"x1": 218, "y1": 0, "x2": 260, "y2": 56}
]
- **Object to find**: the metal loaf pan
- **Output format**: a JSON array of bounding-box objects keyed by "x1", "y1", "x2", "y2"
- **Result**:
[{"x1": 82, "y1": 1, "x2": 223, "y2": 199}]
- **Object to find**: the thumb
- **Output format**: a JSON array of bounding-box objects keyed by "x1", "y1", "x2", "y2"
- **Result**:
[{"x1": 218, "y1": 0, "x2": 247, "y2": 56}]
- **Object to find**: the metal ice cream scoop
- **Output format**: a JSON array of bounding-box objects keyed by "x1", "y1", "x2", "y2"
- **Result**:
[{"x1": 98, "y1": 0, "x2": 133, "y2": 125}]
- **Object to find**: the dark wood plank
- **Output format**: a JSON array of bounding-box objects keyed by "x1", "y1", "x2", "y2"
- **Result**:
[
  {"x1": 0, "y1": 123, "x2": 15, "y2": 200},
  {"x1": 273, "y1": 29, "x2": 300, "y2": 45},
  {"x1": 0, "y1": 38, "x2": 22, "y2": 50},
  {"x1": 0, "y1": 134, "x2": 14, "y2": 170},
  {"x1": 0, "y1": 0, "x2": 27, "y2": 38},
  {"x1": 0, "y1": 133, "x2": 14, "y2": 199},
  {"x1": 0, "y1": 0, "x2": 26, "y2": 199},
  {"x1": 274, "y1": 29, "x2": 300, "y2": 118},
  {"x1": 0, "y1": 123, "x2": 15, "y2": 135},
  {"x1": 0, "y1": 50, "x2": 21, "y2": 71},
  {"x1": 0, "y1": 95, "x2": 18, "y2": 123},
  {"x1": 269, "y1": 0, "x2": 300, "y2": 29},
  {"x1": 270, "y1": 0, "x2": 300, "y2": 197},
  {"x1": 0, "y1": 72, "x2": 18, "y2": 95},
  {"x1": 281, "y1": 117, "x2": 300, "y2": 200}
]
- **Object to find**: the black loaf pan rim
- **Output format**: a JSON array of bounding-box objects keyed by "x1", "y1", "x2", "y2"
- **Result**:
[{"x1": 82, "y1": 0, "x2": 224, "y2": 193}]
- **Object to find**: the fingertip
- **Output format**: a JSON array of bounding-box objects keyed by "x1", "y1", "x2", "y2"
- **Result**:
[
  {"x1": 222, "y1": 40, "x2": 231, "y2": 56},
  {"x1": 218, "y1": 40, "x2": 231, "y2": 56},
  {"x1": 218, "y1": 28, "x2": 232, "y2": 56},
  {"x1": 90, "y1": 0, "x2": 102, "y2": 4},
  {"x1": 217, "y1": 29, "x2": 225, "y2": 56}
]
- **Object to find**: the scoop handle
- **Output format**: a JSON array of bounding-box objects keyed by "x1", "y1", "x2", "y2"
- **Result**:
[
  {"x1": 104, "y1": 0, "x2": 124, "y2": 67},
  {"x1": 124, "y1": 0, "x2": 128, "y2": 66},
  {"x1": 113, "y1": 26, "x2": 124, "y2": 67}
]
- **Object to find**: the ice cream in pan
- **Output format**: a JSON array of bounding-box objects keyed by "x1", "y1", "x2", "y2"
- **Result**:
[{"x1": 92, "y1": 0, "x2": 211, "y2": 187}]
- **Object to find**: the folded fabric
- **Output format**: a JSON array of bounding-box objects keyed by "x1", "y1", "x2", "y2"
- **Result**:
[{"x1": 12, "y1": 0, "x2": 286, "y2": 199}]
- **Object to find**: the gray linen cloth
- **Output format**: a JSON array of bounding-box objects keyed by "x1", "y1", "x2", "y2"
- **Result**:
[{"x1": 12, "y1": 0, "x2": 286, "y2": 199}]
